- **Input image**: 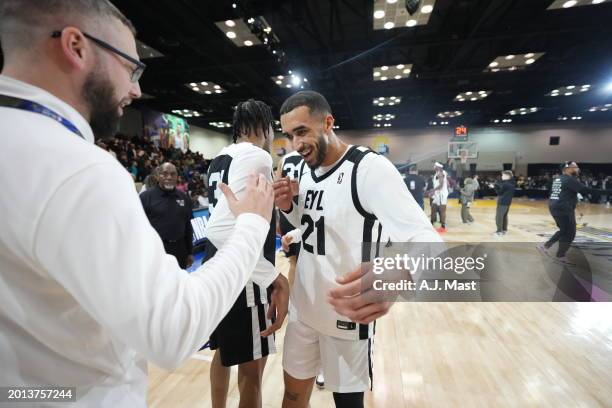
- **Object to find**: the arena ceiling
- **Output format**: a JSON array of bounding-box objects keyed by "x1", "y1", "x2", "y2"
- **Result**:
[{"x1": 5, "y1": 0, "x2": 612, "y2": 132}]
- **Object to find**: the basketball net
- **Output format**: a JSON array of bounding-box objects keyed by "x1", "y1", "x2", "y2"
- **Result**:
[{"x1": 458, "y1": 149, "x2": 469, "y2": 164}]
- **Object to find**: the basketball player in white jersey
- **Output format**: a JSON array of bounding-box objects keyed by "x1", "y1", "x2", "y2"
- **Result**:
[
  {"x1": 431, "y1": 162, "x2": 449, "y2": 232},
  {"x1": 273, "y1": 91, "x2": 441, "y2": 407},
  {"x1": 205, "y1": 99, "x2": 290, "y2": 408}
]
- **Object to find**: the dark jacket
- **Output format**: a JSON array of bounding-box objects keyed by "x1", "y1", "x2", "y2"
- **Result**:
[
  {"x1": 495, "y1": 179, "x2": 515, "y2": 206},
  {"x1": 140, "y1": 186, "x2": 193, "y2": 253}
]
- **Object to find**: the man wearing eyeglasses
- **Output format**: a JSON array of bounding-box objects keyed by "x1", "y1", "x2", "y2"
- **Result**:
[{"x1": 0, "y1": 1, "x2": 275, "y2": 407}]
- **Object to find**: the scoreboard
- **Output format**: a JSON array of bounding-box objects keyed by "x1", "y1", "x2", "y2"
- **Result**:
[{"x1": 454, "y1": 125, "x2": 468, "y2": 140}]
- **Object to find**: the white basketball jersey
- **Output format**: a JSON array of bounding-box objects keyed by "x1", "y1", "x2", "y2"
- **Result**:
[
  {"x1": 433, "y1": 170, "x2": 449, "y2": 195},
  {"x1": 280, "y1": 150, "x2": 305, "y2": 181},
  {"x1": 292, "y1": 146, "x2": 382, "y2": 341}
]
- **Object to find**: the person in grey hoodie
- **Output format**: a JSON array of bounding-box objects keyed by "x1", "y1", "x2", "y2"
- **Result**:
[{"x1": 460, "y1": 177, "x2": 475, "y2": 224}]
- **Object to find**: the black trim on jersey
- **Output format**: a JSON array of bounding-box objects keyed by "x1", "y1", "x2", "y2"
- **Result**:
[
  {"x1": 359, "y1": 323, "x2": 369, "y2": 340},
  {"x1": 263, "y1": 210, "x2": 277, "y2": 265},
  {"x1": 368, "y1": 338, "x2": 373, "y2": 391},
  {"x1": 310, "y1": 145, "x2": 359, "y2": 183},
  {"x1": 361, "y1": 217, "x2": 375, "y2": 263},
  {"x1": 258, "y1": 303, "x2": 270, "y2": 356},
  {"x1": 348, "y1": 147, "x2": 378, "y2": 220},
  {"x1": 375, "y1": 224, "x2": 383, "y2": 258},
  {"x1": 281, "y1": 154, "x2": 304, "y2": 179},
  {"x1": 202, "y1": 239, "x2": 270, "y2": 308},
  {"x1": 207, "y1": 154, "x2": 232, "y2": 209},
  {"x1": 359, "y1": 217, "x2": 376, "y2": 341}
]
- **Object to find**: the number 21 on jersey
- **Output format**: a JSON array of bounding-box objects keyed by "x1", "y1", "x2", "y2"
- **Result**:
[{"x1": 302, "y1": 189, "x2": 325, "y2": 255}]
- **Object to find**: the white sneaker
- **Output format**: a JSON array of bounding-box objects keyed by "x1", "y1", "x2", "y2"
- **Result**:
[{"x1": 316, "y1": 374, "x2": 325, "y2": 389}]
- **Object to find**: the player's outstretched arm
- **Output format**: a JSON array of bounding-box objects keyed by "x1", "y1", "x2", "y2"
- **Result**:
[{"x1": 35, "y1": 168, "x2": 274, "y2": 370}]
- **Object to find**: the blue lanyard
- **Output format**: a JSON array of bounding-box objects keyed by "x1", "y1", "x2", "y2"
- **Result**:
[{"x1": 0, "y1": 94, "x2": 84, "y2": 139}]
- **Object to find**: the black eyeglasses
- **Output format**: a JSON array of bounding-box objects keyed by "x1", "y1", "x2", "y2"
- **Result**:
[{"x1": 51, "y1": 30, "x2": 146, "y2": 83}]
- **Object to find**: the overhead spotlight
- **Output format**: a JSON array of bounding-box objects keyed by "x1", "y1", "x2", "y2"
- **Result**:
[
  {"x1": 421, "y1": 4, "x2": 433, "y2": 14},
  {"x1": 387, "y1": 0, "x2": 398, "y2": 3},
  {"x1": 244, "y1": 40, "x2": 253, "y2": 46},
  {"x1": 505, "y1": 55, "x2": 515, "y2": 60},
  {"x1": 384, "y1": 22, "x2": 395, "y2": 29},
  {"x1": 562, "y1": 0, "x2": 577, "y2": 7},
  {"x1": 225, "y1": 20, "x2": 236, "y2": 27},
  {"x1": 291, "y1": 75, "x2": 302, "y2": 86},
  {"x1": 226, "y1": 31, "x2": 236, "y2": 39},
  {"x1": 604, "y1": 82, "x2": 612, "y2": 93},
  {"x1": 489, "y1": 61, "x2": 499, "y2": 68},
  {"x1": 374, "y1": 10, "x2": 385, "y2": 19},
  {"x1": 406, "y1": 19, "x2": 417, "y2": 27}
]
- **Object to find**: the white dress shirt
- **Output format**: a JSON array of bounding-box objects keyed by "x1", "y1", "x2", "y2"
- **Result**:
[{"x1": 0, "y1": 75, "x2": 269, "y2": 407}]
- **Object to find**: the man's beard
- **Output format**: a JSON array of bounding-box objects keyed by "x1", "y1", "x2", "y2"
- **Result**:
[
  {"x1": 306, "y1": 132, "x2": 329, "y2": 170},
  {"x1": 82, "y1": 68, "x2": 121, "y2": 140}
]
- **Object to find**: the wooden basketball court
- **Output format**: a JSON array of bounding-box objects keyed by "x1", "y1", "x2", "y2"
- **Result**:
[{"x1": 148, "y1": 199, "x2": 612, "y2": 407}]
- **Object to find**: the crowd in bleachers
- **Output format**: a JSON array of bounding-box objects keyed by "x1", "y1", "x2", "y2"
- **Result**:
[{"x1": 95, "y1": 134, "x2": 211, "y2": 209}]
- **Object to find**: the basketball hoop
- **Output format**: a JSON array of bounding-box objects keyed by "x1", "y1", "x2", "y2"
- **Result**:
[{"x1": 458, "y1": 149, "x2": 469, "y2": 164}]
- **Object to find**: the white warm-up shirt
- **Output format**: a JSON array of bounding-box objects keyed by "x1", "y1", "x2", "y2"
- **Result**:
[{"x1": 0, "y1": 75, "x2": 269, "y2": 407}]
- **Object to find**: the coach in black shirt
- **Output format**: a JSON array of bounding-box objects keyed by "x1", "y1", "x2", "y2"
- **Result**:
[
  {"x1": 140, "y1": 162, "x2": 194, "y2": 269},
  {"x1": 541, "y1": 161, "x2": 612, "y2": 261},
  {"x1": 404, "y1": 166, "x2": 426, "y2": 209}
]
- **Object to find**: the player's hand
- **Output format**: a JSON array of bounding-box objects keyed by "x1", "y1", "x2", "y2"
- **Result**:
[
  {"x1": 273, "y1": 177, "x2": 298, "y2": 211},
  {"x1": 281, "y1": 234, "x2": 294, "y2": 252},
  {"x1": 186, "y1": 255, "x2": 194, "y2": 268},
  {"x1": 261, "y1": 274, "x2": 290, "y2": 337},
  {"x1": 327, "y1": 263, "x2": 392, "y2": 324},
  {"x1": 219, "y1": 173, "x2": 274, "y2": 222}
]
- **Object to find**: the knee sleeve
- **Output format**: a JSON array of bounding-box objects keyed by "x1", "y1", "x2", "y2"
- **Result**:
[{"x1": 332, "y1": 392, "x2": 364, "y2": 408}]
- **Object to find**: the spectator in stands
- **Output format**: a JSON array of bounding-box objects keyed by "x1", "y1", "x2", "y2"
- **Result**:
[
  {"x1": 140, "y1": 163, "x2": 194, "y2": 269},
  {"x1": 460, "y1": 177, "x2": 475, "y2": 224},
  {"x1": 494, "y1": 170, "x2": 516, "y2": 236},
  {"x1": 140, "y1": 166, "x2": 160, "y2": 194},
  {"x1": 176, "y1": 175, "x2": 189, "y2": 193},
  {"x1": 128, "y1": 161, "x2": 138, "y2": 180}
]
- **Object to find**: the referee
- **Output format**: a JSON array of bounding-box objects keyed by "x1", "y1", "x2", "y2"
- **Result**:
[
  {"x1": 540, "y1": 161, "x2": 612, "y2": 262},
  {"x1": 140, "y1": 162, "x2": 194, "y2": 269}
]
